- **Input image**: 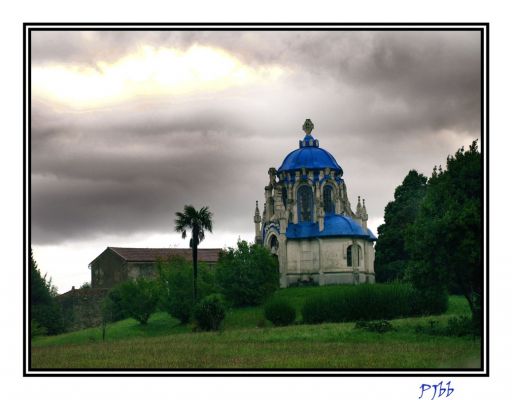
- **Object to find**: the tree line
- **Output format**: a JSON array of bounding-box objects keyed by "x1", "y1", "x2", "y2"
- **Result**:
[
  {"x1": 375, "y1": 140, "x2": 482, "y2": 327},
  {"x1": 30, "y1": 250, "x2": 65, "y2": 336}
]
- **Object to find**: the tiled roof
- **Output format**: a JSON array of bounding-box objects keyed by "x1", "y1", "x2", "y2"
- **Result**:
[
  {"x1": 58, "y1": 287, "x2": 109, "y2": 298},
  {"x1": 108, "y1": 247, "x2": 222, "y2": 263}
]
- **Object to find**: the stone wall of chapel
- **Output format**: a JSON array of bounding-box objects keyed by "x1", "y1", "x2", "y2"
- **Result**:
[
  {"x1": 317, "y1": 238, "x2": 351, "y2": 271},
  {"x1": 284, "y1": 237, "x2": 375, "y2": 285},
  {"x1": 286, "y1": 240, "x2": 300, "y2": 273},
  {"x1": 285, "y1": 238, "x2": 372, "y2": 273},
  {"x1": 365, "y1": 242, "x2": 375, "y2": 274},
  {"x1": 285, "y1": 239, "x2": 320, "y2": 274}
]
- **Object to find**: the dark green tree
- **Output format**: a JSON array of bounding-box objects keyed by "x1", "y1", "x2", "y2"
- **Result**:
[
  {"x1": 174, "y1": 205, "x2": 213, "y2": 304},
  {"x1": 375, "y1": 170, "x2": 427, "y2": 282},
  {"x1": 157, "y1": 256, "x2": 216, "y2": 324},
  {"x1": 102, "y1": 285, "x2": 129, "y2": 323},
  {"x1": 117, "y1": 278, "x2": 159, "y2": 325},
  {"x1": 30, "y1": 249, "x2": 65, "y2": 336},
  {"x1": 406, "y1": 140, "x2": 482, "y2": 323},
  {"x1": 216, "y1": 240, "x2": 279, "y2": 307}
]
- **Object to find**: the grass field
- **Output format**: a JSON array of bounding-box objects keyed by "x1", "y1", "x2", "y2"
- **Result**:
[{"x1": 31, "y1": 287, "x2": 481, "y2": 369}]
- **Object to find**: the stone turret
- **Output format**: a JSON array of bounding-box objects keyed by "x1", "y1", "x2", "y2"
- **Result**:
[
  {"x1": 353, "y1": 195, "x2": 362, "y2": 226},
  {"x1": 254, "y1": 201, "x2": 262, "y2": 244},
  {"x1": 361, "y1": 198, "x2": 368, "y2": 230},
  {"x1": 356, "y1": 196, "x2": 362, "y2": 217}
]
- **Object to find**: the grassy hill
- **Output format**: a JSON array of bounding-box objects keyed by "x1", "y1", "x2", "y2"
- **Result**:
[{"x1": 31, "y1": 287, "x2": 481, "y2": 369}]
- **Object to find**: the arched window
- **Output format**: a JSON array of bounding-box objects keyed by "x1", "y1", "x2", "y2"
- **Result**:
[
  {"x1": 282, "y1": 187, "x2": 288, "y2": 208},
  {"x1": 347, "y1": 245, "x2": 362, "y2": 267},
  {"x1": 323, "y1": 185, "x2": 334, "y2": 214},
  {"x1": 269, "y1": 235, "x2": 279, "y2": 254},
  {"x1": 297, "y1": 185, "x2": 314, "y2": 222}
]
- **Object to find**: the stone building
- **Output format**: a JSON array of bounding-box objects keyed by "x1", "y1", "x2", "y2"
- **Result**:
[
  {"x1": 90, "y1": 247, "x2": 221, "y2": 288},
  {"x1": 254, "y1": 119, "x2": 377, "y2": 287},
  {"x1": 58, "y1": 287, "x2": 109, "y2": 331}
]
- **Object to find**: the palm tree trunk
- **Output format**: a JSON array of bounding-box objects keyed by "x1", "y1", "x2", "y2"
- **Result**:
[{"x1": 192, "y1": 231, "x2": 198, "y2": 304}]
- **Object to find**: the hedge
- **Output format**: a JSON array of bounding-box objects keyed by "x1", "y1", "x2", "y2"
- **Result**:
[{"x1": 301, "y1": 283, "x2": 447, "y2": 324}]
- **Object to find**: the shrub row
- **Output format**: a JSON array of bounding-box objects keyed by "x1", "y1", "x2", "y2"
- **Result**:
[{"x1": 301, "y1": 283, "x2": 447, "y2": 324}]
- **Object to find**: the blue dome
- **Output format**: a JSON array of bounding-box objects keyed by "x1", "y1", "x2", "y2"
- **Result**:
[
  {"x1": 278, "y1": 134, "x2": 342, "y2": 174},
  {"x1": 286, "y1": 215, "x2": 377, "y2": 241}
]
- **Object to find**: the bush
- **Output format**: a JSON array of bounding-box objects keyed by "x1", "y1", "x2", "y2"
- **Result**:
[
  {"x1": 264, "y1": 298, "x2": 296, "y2": 326},
  {"x1": 157, "y1": 256, "x2": 216, "y2": 324},
  {"x1": 216, "y1": 241, "x2": 279, "y2": 307},
  {"x1": 301, "y1": 283, "x2": 445, "y2": 325},
  {"x1": 445, "y1": 316, "x2": 477, "y2": 336},
  {"x1": 117, "y1": 278, "x2": 159, "y2": 325},
  {"x1": 193, "y1": 294, "x2": 226, "y2": 331},
  {"x1": 415, "y1": 316, "x2": 479, "y2": 337},
  {"x1": 354, "y1": 320, "x2": 394, "y2": 333}
]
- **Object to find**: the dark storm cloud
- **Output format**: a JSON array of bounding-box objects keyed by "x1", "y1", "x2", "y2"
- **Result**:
[
  {"x1": 31, "y1": 97, "x2": 269, "y2": 244},
  {"x1": 31, "y1": 30, "x2": 481, "y2": 245},
  {"x1": 32, "y1": 30, "x2": 480, "y2": 136}
]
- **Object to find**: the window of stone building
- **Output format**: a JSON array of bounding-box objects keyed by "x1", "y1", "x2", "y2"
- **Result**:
[
  {"x1": 282, "y1": 186, "x2": 288, "y2": 208},
  {"x1": 138, "y1": 264, "x2": 153, "y2": 278},
  {"x1": 93, "y1": 266, "x2": 103, "y2": 285},
  {"x1": 269, "y1": 234, "x2": 279, "y2": 254},
  {"x1": 298, "y1": 185, "x2": 314, "y2": 222},
  {"x1": 347, "y1": 244, "x2": 362, "y2": 267},
  {"x1": 323, "y1": 185, "x2": 334, "y2": 214}
]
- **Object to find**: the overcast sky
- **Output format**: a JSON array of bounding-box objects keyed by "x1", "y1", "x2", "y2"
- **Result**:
[{"x1": 30, "y1": 30, "x2": 481, "y2": 292}]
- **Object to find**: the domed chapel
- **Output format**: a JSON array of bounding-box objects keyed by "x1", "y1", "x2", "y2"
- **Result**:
[{"x1": 253, "y1": 119, "x2": 377, "y2": 287}]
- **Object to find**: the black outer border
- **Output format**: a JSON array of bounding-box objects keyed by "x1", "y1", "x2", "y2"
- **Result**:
[
  {"x1": 23, "y1": 22, "x2": 490, "y2": 378},
  {"x1": 23, "y1": 22, "x2": 27, "y2": 378}
]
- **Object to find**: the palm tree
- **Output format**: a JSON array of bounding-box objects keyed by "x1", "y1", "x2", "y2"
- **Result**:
[{"x1": 174, "y1": 205, "x2": 213, "y2": 303}]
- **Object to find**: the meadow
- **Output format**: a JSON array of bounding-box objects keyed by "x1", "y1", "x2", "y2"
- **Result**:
[{"x1": 31, "y1": 286, "x2": 481, "y2": 369}]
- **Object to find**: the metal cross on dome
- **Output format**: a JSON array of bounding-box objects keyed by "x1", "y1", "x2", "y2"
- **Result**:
[{"x1": 302, "y1": 119, "x2": 314, "y2": 136}]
